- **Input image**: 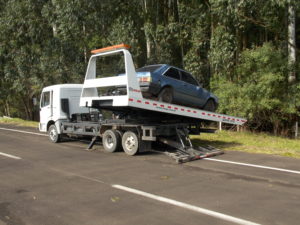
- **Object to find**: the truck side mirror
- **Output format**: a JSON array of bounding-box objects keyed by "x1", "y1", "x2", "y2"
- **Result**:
[{"x1": 61, "y1": 98, "x2": 70, "y2": 118}]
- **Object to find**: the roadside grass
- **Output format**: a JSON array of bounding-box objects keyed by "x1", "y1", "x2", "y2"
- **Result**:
[
  {"x1": 191, "y1": 130, "x2": 300, "y2": 159},
  {"x1": 0, "y1": 117, "x2": 38, "y2": 128}
]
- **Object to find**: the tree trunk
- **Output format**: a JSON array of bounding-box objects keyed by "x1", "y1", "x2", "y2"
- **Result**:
[
  {"x1": 174, "y1": 0, "x2": 184, "y2": 67},
  {"x1": 52, "y1": 24, "x2": 57, "y2": 37},
  {"x1": 288, "y1": 2, "x2": 296, "y2": 83},
  {"x1": 209, "y1": 4, "x2": 214, "y2": 76},
  {"x1": 146, "y1": 34, "x2": 151, "y2": 60},
  {"x1": 242, "y1": 34, "x2": 247, "y2": 50},
  {"x1": 21, "y1": 91, "x2": 34, "y2": 120},
  {"x1": 143, "y1": 0, "x2": 152, "y2": 60},
  {"x1": 273, "y1": 119, "x2": 282, "y2": 136},
  {"x1": 51, "y1": 0, "x2": 57, "y2": 37},
  {"x1": 83, "y1": 23, "x2": 87, "y2": 64},
  {"x1": 22, "y1": 97, "x2": 30, "y2": 120},
  {"x1": 4, "y1": 100, "x2": 10, "y2": 117}
]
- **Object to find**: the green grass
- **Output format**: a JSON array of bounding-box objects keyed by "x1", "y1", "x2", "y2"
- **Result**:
[
  {"x1": 0, "y1": 117, "x2": 39, "y2": 128},
  {"x1": 191, "y1": 130, "x2": 300, "y2": 159}
]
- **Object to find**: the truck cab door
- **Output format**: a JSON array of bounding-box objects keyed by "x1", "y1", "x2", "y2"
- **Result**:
[{"x1": 39, "y1": 90, "x2": 52, "y2": 132}]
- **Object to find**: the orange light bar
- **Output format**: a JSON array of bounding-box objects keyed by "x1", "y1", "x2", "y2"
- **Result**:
[{"x1": 91, "y1": 43, "x2": 131, "y2": 54}]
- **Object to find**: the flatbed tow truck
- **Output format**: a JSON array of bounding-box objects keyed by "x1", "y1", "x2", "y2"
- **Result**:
[{"x1": 39, "y1": 44, "x2": 247, "y2": 163}]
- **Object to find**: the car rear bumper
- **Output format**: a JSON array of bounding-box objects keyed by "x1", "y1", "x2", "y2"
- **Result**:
[
  {"x1": 140, "y1": 82, "x2": 160, "y2": 96},
  {"x1": 115, "y1": 82, "x2": 160, "y2": 97}
]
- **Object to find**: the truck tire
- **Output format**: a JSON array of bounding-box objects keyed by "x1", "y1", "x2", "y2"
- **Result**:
[
  {"x1": 48, "y1": 124, "x2": 61, "y2": 143},
  {"x1": 102, "y1": 129, "x2": 121, "y2": 153},
  {"x1": 158, "y1": 87, "x2": 173, "y2": 103},
  {"x1": 122, "y1": 131, "x2": 139, "y2": 156}
]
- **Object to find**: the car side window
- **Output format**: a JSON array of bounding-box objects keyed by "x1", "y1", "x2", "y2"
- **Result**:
[
  {"x1": 181, "y1": 71, "x2": 198, "y2": 86},
  {"x1": 41, "y1": 91, "x2": 50, "y2": 108},
  {"x1": 164, "y1": 68, "x2": 180, "y2": 80}
]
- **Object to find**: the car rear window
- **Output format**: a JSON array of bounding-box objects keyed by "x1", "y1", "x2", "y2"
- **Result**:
[
  {"x1": 164, "y1": 68, "x2": 180, "y2": 80},
  {"x1": 136, "y1": 65, "x2": 162, "y2": 73},
  {"x1": 181, "y1": 71, "x2": 198, "y2": 86}
]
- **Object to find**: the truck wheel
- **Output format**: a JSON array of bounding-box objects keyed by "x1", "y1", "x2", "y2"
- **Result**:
[
  {"x1": 102, "y1": 129, "x2": 121, "y2": 153},
  {"x1": 122, "y1": 131, "x2": 139, "y2": 156},
  {"x1": 48, "y1": 125, "x2": 61, "y2": 143},
  {"x1": 158, "y1": 87, "x2": 173, "y2": 103}
]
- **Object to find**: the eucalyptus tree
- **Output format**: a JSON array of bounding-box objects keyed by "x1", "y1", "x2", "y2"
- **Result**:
[{"x1": 0, "y1": 0, "x2": 52, "y2": 119}]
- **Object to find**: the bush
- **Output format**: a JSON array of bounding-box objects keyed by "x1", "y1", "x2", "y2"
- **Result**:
[{"x1": 212, "y1": 43, "x2": 299, "y2": 136}]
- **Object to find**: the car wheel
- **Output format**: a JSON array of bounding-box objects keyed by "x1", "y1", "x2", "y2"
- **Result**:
[
  {"x1": 158, "y1": 87, "x2": 173, "y2": 103},
  {"x1": 203, "y1": 99, "x2": 216, "y2": 112}
]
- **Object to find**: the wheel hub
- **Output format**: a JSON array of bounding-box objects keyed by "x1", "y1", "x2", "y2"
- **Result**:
[
  {"x1": 125, "y1": 136, "x2": 136, "y2": 151},
  {"x1": 49, "y1": 129, "x2": 57, "y2": 141},
  {"x1": 164, "y1": 94, "x2": 171, "y2": 102},
  {"x1": 105, "y1": 135, "x2": 114, "y2": 148}
]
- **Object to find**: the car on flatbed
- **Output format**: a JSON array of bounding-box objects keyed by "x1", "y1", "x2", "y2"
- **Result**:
[{"x1": 135, "y1": 64, "x2": 218, "y2": 112}]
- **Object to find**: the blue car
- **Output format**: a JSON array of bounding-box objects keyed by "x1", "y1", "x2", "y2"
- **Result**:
[{"x1": 135, "y1": 64, "x2": 218, "y2": 112}]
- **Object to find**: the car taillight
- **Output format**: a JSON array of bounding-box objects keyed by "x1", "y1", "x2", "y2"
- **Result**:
[{"x1": 138, "y1": 76, "x2": 152, "y2": 82}]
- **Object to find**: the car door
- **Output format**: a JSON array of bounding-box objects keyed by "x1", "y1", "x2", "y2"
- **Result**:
[
  {"x1": 162, "y1": 67, "x2": 182, "y2": 101},
  {"x1": 180, "y1": 71, "x2": 205, "y2": 107},
  {"x1": 39, "y1": 90, "x2": 52, "y2": 132}
]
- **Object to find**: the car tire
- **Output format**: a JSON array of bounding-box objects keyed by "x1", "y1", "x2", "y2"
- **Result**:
[
  {"x1": 158, "y1": 87, "x2": 173, "y2": 103},
  {"x1": 203, "y1": 99, "x2": 216, "y2": 112},
  {"x1": 102, "y1": 129, "x2": 121, "y2": 153}
]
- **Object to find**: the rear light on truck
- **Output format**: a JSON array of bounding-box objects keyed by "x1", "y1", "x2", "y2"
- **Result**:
[{"x1": 138, "y1": 76, "x2": 152, "y2": 82}]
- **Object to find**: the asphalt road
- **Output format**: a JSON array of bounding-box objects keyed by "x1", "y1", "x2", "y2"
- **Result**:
[{"x1": 0, "y1": 125, "x2": 300, "y2": 225}]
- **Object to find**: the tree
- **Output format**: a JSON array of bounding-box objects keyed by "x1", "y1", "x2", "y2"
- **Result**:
[
  {"x1": 0, "y1": 0, "x2": 52, "y2": 119},
  {"x1": 288, "y1": 0, "x2": 296, "y2": 83},
  {"x1": 0, "y1": 0, "x2": 299, "y2": 136}
]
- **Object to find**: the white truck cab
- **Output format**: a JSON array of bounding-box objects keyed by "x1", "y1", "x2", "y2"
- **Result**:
[{"x1": 39, "y1": 84, "x2": 89, "y2": 132}]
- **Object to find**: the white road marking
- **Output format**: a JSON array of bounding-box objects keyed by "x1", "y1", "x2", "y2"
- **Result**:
[
  {"x1": 112, "y1": 184, "x2": 261, "y2": 225},
  {"x1": 0, "y1": 152, "x2": 21, "y2": 160},
  {"x1": 50, "y1": 171, "x2": 261, "y2": 224},
  {"x1": 204, "y1": 158, "x2": 300, "y2": 175},
  {"x1": 0, "y1": 127, "x2": 48, "y2": 136}
]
